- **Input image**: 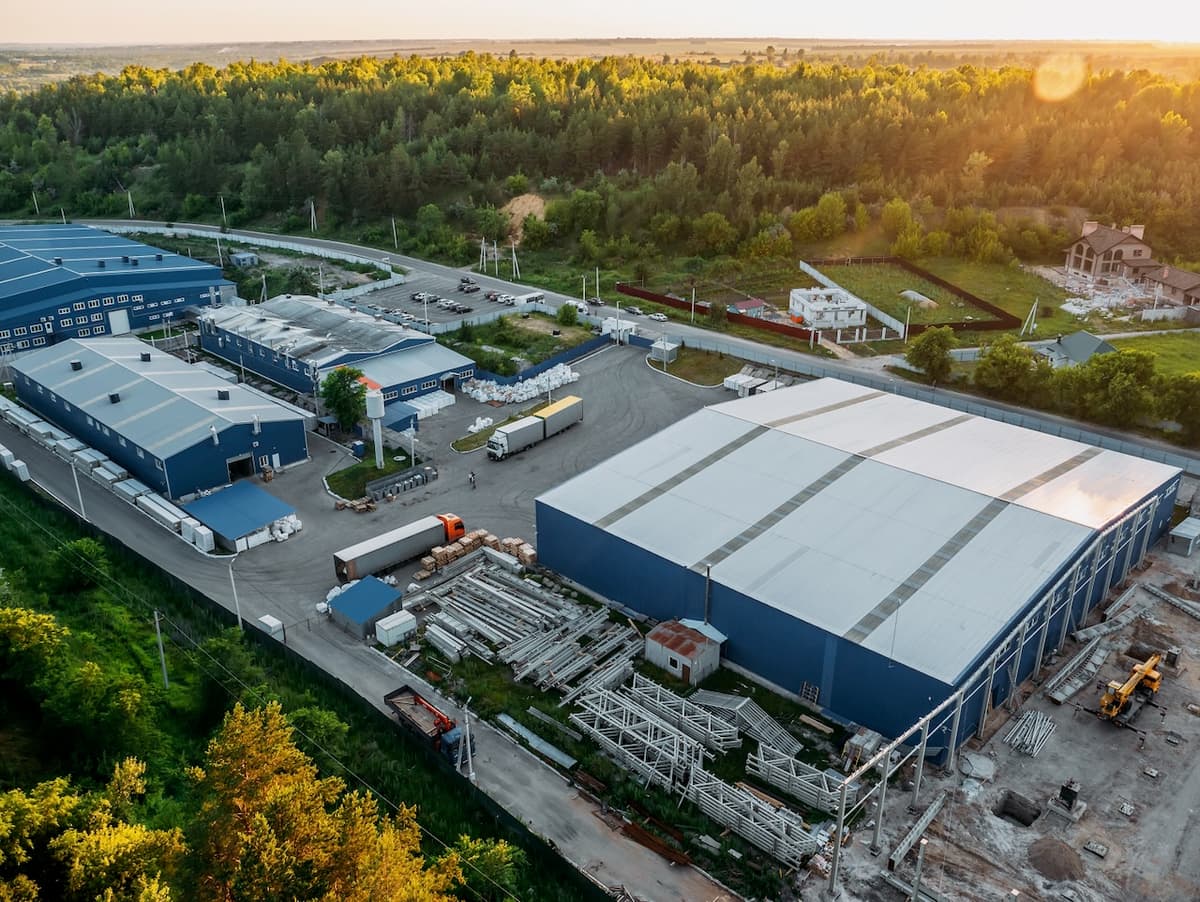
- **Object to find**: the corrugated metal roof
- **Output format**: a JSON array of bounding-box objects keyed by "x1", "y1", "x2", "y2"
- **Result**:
[
  {"x1": 0, "y1": 224, "x2": 226, "y2": 311},
  {"x1": 201, "y1": 295, "x2": 427, "y2": 367},
  {"x1": 11, "y1": 338, "x2": 304, "y2": 459},
  {"x1": 538, "y1": 378, "x2": 1177, "y2": 684},
  {"x1": 354, "y1": 342, "x2": 475, "y2": 388},
  {"x1": 183, "y1": 481, "x2": 294, "y2": 541},
  {"x1": 647, "y1": 620, "x2": 714, "y2": 659}
]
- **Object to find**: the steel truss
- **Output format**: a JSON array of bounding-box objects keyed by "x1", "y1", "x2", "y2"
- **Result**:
[
  {"x1": 745, "y1": 743, "x2": 849, "y2": 813},
  {"x1": 684, "y1": 768, "x2": 820, "y2": 867},
  {"x1": 569, "y1": 689, "x2": 705, "y2": 790},
  {"x1": 624, "y1": 674, "x2": 742, "y2": 751},
  {"x1": 691, "y1": 689, "x2": 802, "y2": 756}
]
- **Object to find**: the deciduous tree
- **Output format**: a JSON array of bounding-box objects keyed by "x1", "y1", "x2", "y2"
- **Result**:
[
  {"x1": 320, "y1": 367, "x2": 366, "y2": 432},
  {"x1": 905, "y1": 326, "x2": 956, "y2": 385}
]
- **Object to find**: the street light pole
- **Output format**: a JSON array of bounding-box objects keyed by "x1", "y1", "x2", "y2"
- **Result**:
[
  {"x1": 70, "y1": 462, "x2": 87, "y2": 521},
  {"x1": 228, "y1": 555, "x2": 244, "y2": 631}
]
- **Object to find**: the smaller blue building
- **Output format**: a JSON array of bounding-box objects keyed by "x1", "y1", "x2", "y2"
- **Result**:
[
  {"x1": 329, "y1": 576, "x2": 402, "y2": 639},
  {"x1": 198, "y1": 296, "x2": 475, "y2": 409},
  {"x1": 0, "y1": 224, "x2": 231, "y2": 352},
  {"x1": 11, "y1": 337, "x2": 309, "y2": 499}
]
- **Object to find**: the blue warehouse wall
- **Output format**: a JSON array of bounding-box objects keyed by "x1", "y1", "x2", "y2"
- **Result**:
[
  {"x1": 13, "y1": 373, "x2": 308, "y2": 498},
  {"x1": 164, "y1": 419, "x2": 308, "y2": 498},
  {"x1": 199, "y1": 327, "x2": 316, "y2": 393},
  {"x1": 14, "y1": 377, "x2": 171, "y2": 493},
  {"x1": 536, "y1": 501, "x2": 954, "y2": 741}
]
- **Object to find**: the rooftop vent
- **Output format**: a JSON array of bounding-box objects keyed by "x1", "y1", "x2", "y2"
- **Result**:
[
  {"x1": 130, "y1": 257, "x2": 139, "y2": 266},
  {"x1": 108, "y1": 392, "x2": 121, "y2": 404},
  {"x1": 140, "y1": 351, "x2": 151, "y2": 362},
  {"x1": 70, "y1": 360, "x2": 82, "y2": 371},
  {"x1": 97, "y1": 260, "x2": 106, "y2": 268},
  {"x1": 53, "y1": 257, "x2": 62, "y2": 265},
  {"x1": 216, "y1": 389, "x2": 230, "y2": 401},
  {"x1": 122, "y1": 255, "x2": 130, "y2": 263},
  {"x1": 155, "y1": 253, "x2": 163, "y2": 261}
]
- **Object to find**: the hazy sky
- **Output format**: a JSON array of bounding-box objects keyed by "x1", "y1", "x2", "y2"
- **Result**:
[{"x1": 8, "y1": 0, "x2": 1199, "y2": 45}]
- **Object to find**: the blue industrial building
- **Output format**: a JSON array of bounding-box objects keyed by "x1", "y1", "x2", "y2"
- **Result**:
[
  {"x1": 10, "y1": 338, "x2": 309, "y2": 499},
  {"x1": 0, "y1": 224, "x2": 231, "y2": 354},
  {"x1": 535, "y1": 379, "x2": 1180, "y2": 753},
  {"x1": 198, "y1": 296, "x2": 474, "y2": 430}
]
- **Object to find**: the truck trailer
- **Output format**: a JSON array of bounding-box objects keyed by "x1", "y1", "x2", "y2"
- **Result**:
[
  {"x1": 384, "y1": 685, "x2": 475, "y2": 764},
  {"x1": 333, "y1": 513, "x2": 465, "y2": 582},
  {"x1": 487, "y1": 395, "x2": 583, "y2": 460}
]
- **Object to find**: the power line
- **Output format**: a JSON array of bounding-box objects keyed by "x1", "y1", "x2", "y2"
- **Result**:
[{"x1": 0, "y1": 488, "x2": 521, "y2": 902}]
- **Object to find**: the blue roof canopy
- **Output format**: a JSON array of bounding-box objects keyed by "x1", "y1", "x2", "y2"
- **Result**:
[
  {"x1": 331, "y1": 576, "x2": 402, "y2": 627},
  {"x1": 183, "y1": 481, "x2": 294, "y2": 541}
]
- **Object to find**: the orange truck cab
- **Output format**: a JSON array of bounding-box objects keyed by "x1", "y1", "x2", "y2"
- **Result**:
[{"x1": 436, "y1": 513, "x2": 466, "y2": 542}]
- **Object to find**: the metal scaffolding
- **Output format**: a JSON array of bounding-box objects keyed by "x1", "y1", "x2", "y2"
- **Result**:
[
  {"x1": 691, "y1": 689, "x2": 802, "y2": 756},
  {"x1": 684, "y1": 768, "x2": 820, "y2": 867},
  {"x1": 625, "y1": 674, "x2": 742, "y2": 752},
  {"x1": 745, "y1": 743, "x2": 851, "y2": 814},
  {"x1": 569, "y1": 689, "x2": 705, "y2": 790}
]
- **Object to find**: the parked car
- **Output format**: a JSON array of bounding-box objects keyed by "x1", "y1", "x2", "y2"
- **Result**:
[
  {"x1": 485, "y1": 290, "x2": 500, "y2": 301},
  {"x1": 648, "y1": 312, "x2": 669, "y2": 322},
  {"x1": 625, "y1": 305, "x2": 645, "y2": 316},
  {"x1": 463, "y1": 284, "x2": 481, "y2": 294},
  {"x1": 459, "y1": 276, "x2": 476, "y2": 285}
]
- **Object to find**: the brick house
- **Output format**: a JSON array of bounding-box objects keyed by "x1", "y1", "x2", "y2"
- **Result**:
[{"x1": 1064, "y1": 222, "x2": 1151, "y2": 278}]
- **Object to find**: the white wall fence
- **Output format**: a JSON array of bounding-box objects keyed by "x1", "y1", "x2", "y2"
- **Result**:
[{"x1": 104, "y1": 224, "x2": 403, "y2": 295}]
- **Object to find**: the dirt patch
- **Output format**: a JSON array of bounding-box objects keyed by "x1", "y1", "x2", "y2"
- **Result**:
[
  {"x1": 994, "y1": 790, "x2": 1041, "y2": 827},
  {"x1": 514, "y1": 314, "x2": 591, "y2": 343},
  {"x1": 1028, "y1": 837, "x2": 1085, "y2": 882},
  {"x1": 501, "y1": 193, "x2": 547, "y2": 243}
]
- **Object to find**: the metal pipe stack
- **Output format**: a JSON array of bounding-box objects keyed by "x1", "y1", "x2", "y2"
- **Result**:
[{"x1": 1002, "y1": 710, "x2": 1056, "y2": 756}]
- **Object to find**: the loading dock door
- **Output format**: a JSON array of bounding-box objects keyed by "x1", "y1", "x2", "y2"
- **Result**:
[
  {"x1": 108, "y1": 309, "x2": 131, "y2": 334},
  {"x1": 227, "y1": 454, "x2": 254, "y2": 481}
]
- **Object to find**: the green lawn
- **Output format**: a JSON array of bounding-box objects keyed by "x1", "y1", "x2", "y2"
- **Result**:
[
  {"x1": 1112, "y1": 331, "x2": 1200, "y2": 376},
  {"x1": 326, "y1": 444, "x2": 418, "y2": 498},
  {"x1": 443, "y1": 313, "x2": 595, "y2": 377},
  {"x1": 919, "y1": 257, "x2": 1075, "y2": 335},
  {"x1": 819, "y1": 262, "x2": 998, "y2": 325},
  {"x1": 652, "y1": 347, "x2": 746, "y2": 385}
]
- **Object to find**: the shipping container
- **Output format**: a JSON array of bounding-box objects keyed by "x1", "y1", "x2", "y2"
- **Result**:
[{"x1": 375, "y1": 609, "x2": 418, "y2": 647}]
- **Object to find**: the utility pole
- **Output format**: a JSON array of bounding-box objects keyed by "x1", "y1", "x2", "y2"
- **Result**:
[
  {"x1": 31, "y1": 190, "x2": 40, "y2": 215},
  {"x1": 216, "y1": 235, "x2": 224, "y2": 268},
  {"x1": 60, "y1": 208, "x2": 66, "y2": 224},
  {"x1": 309, "y1": 199, "x2": 317, "y2": 233},
  {"x1": 219, "y1": 195, "x2": 228, "y2": 226},
  {"x1": 391, "y1": 216, "x2": 398, "y2": 249},
  {"x1": 318, "y1": 263, "x2": 325, "y2": 298},
  {"x1": 691, "y1": 287, "x2": 696, "y2": 324},
  {"x1": 493, "y1": 240, "x2": 499, "y2": 276},
  {"x1": 510, "y1": 239, "x2": 520, "y2": 279},
  {"x1": 153, "y1": 611, "x2": 170, "y2": 689},
  {"x1": 127, "y1": 190, "x2": 136, "y2": 218}
]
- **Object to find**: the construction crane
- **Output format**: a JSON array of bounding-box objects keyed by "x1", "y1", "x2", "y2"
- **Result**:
[{"x1": 1098, "y1": 653, "x2": 1162, "y2": 724}]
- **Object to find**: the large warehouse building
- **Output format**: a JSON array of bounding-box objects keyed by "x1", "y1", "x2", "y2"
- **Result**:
[
  {"x1": 0, "y1": 224, "x2": 230, "y2": 353},
  {"x1": 198, "y1": 296, "x2": 474, "y2": 428},
  {"x1": 536, "y1": 379, "x2": 1180, "y2": 750},
  {"x1": 11, "y1": 338, "x2": 309, "y2": 498}
]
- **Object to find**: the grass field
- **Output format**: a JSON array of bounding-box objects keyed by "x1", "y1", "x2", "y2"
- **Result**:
[
  {"x1": 653, "y1": 347, "x2": 746, "y2": 385},
  {"x1": 919, "y1": 257, "x2": 1076, "y2": 334},
  {"x1": 444, "y1": 313, "x2": 594, "y2": 377},
  {"x1": 326, "y1": 444, "x2": 418, "y2": 498},
  {"x1": 1112, "y1": 332, "x2": 1200, "y2": 376},
  {"x1": 819, "y1": 262, "x2": 997, "y2": 325}
]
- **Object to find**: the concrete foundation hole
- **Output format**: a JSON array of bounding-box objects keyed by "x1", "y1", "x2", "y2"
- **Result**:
[{"x1": 993, "y1": 789, "x2": 1042, "y2": 827}]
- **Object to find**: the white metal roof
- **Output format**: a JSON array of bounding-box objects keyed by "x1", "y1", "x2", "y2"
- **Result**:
[
  {"x1": 538, "y1": 378, "x2": 1178, "y2": 684},
  {"x1": 12, "y1": 338, "x2": 304, "y2": 459},
  {"x1": 353, "y1": 342, "x2": 475, "y2": 389}
]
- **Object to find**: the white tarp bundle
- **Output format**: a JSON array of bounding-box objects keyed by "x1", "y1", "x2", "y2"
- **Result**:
[{"x1": 462, "y1": 363, "x2": 580, "y2": 404}]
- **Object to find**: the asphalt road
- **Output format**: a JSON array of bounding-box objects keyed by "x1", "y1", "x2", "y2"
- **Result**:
[
  {"x1": 84, "y1": 219, "x2": 1200, "y2": 474},
  {"x1": 0, "y1": 346, "x2": 732, "y2": 902}
]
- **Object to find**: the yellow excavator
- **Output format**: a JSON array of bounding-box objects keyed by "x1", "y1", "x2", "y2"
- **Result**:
[{"x1": 1099, "y1": 653, "x2": 1162, "y2": 725}]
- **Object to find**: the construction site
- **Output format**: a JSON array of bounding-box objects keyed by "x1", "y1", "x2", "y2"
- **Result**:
[{"x1": 829, "y1": 490, "x2": 1200, "y2": 902}]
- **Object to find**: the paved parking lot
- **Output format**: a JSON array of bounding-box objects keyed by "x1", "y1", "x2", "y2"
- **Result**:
[
  {"x1": 362, "y1": 267, "x2": 542, "y2": 328},
  {"x1": 0, "y1": 340, "x2": 733, "y2": 902}
]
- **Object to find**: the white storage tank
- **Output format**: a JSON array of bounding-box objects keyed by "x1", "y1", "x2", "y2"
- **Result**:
[{"x1": 374, "y1": 609, "x2": 417, "y2": 647}]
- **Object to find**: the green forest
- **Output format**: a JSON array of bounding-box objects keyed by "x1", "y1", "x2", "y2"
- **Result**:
[{"x1": 1, "y1": 54, "x2": 1199, "y2": 272}]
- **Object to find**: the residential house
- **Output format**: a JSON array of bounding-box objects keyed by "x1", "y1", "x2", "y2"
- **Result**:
[{"x1": 1064, "y1": 222, "x2": 1151, "y2": 278}]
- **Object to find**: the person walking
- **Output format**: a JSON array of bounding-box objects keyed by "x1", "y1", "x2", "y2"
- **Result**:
[{"x1": 468, "y1": 470, "x2": 477, "y2": 490}]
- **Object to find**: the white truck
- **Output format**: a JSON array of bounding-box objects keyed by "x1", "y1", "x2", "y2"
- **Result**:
[{"x1": 487, "y1": 395, "x2": 583, "y2": 461}]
